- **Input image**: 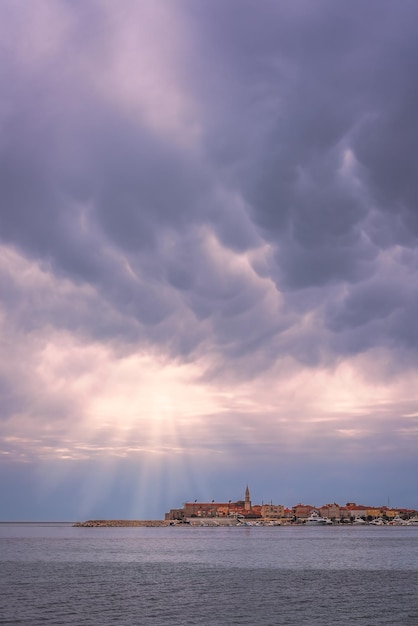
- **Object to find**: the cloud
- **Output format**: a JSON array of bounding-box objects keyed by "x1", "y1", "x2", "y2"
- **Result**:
[{"x1": 1, "y1": 0, "x2": 418, "y2": 516}]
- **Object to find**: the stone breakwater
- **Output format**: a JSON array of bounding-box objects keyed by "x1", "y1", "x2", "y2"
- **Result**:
[{"x1": 73, "y1": 520, "x2": 169, "y2": 528}]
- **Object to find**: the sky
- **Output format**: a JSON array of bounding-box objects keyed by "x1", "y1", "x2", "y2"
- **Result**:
[{"x1": 1, "y1": 0, "x2": 418, "y2": 521}]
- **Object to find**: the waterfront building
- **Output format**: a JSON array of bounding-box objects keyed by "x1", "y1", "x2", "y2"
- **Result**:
[
  {"x1": 261, "y1": 504, "x2": 285, "y2": 519},
  {"x1": 341, "y1": 503, "x2": 368, "y2": 520},
  {"x1": 339, "y1": 506, "x2": 350, "y2": 520},
  {"x1": 182, "y1": 502, "x2": 224, "y2": 518},
  {"x1": 292, "y1": 504, "x2": 315, "y2": 519},
  {"x1": 165, "y1": 508, "x2": 186, "y2": 521},
  {"x1": 319, "y1": 503, "x2": 340, "y2": 520},
  {"x1": 367, "y1": 506, "x2": 383, "y2": 519}
]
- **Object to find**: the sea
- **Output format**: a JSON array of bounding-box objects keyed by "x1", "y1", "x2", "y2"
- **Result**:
[{"x1": 1, "y1": 523, "x2": 418, "y2": 625}]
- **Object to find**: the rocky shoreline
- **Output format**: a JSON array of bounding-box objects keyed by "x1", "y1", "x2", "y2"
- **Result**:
[{"x1": 73, "y1": 520, "x2": 169, "y2": 527}]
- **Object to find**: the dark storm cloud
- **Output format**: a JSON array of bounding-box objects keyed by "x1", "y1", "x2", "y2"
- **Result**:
[
  {"x1": 181, "y1": 0, "x2": 418, "y2": 363},
  {"x1": 1, "y1": 0, "x2": 418, "y2": 375},
  {"x1": 190, "y1": 0, "x2": 418, "y2": 256}
]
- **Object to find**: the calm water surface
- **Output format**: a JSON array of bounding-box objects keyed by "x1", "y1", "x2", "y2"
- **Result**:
[{"x1": 1, "y1": 523, "x2": 418, "y2": 625}]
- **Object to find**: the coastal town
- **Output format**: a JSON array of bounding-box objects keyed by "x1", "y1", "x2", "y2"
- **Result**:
[
  {"x1": 73, "y1": 485, "x2": 418, "y2": 527},
  {"x1": 164, "y1": 485, "x2": 418, "y2": 526}
]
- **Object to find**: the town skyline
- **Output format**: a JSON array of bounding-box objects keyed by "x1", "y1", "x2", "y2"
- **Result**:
[{"x1": 165, "y1": 486, "x2": 418, "y2": 523}]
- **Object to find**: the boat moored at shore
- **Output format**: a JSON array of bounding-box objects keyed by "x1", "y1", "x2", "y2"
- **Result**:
[{"x1": 305, "y1": 511, "x2": 330, "y2": 526}]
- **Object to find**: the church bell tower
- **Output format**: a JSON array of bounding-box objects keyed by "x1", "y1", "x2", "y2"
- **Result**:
[{"x1": 244, "y1": 485, "x2": 252, "y2": 511}]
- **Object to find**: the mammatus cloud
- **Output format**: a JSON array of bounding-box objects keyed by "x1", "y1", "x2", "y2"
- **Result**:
[{"x1": 1, "y1": 0, "x2": 418, "y2": 516}]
